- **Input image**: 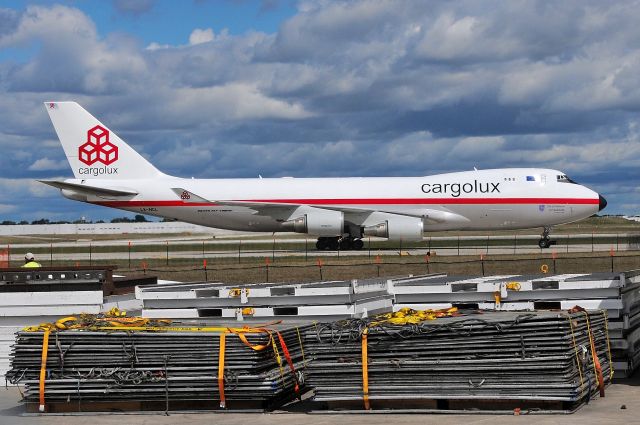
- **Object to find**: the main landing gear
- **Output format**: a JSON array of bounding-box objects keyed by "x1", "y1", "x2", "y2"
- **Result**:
[
  {"x1": 316, "y1": 236, "x2": 364, "y2": 251},
  {"x1": 538, "y1": 227, "x2": 557, "y2": 249}
]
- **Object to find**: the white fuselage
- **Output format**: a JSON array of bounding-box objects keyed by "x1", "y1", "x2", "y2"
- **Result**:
[{"x1": 62, "y1": 168, "x2": 601, "y2": 234}]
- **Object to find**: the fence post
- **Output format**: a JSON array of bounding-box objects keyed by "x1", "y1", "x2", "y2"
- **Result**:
[
  {"x1": 375, "y1": 255, "x2": 382, "y2": 277},
  {"x1": 166, "y1": 241, "x2": 170, "y2": 266},
  {"x1": 480, "y1": 254, "x2": 485, "y2": 276},
  {"x1": 425, "y1": 254, "x2": 430, "y2": 274},
  {"x1": 513, "y1": 235, "x2": 516, "y2": 254},
  {"x1": 552, "y1": 251, "x2": 557, "y2": 274},
  {"x1": 305, "y1": 239, "x2": 308, "y2": 262},
  {"x1": 317, "y1": 258, "x2": 323, "y2": 280},
  {"x1": 128, "y1": 241, "x2": 132, "y2": 269},
  {"x1": 50, "y1": 243, "x2": 53, "y2": 266},
  {"x1": 272, "y1": 238, "x2": 276, "y2": 262},
  {"x1": 457, "y1": 235, "x2": 460, "y2": 256},
  {"x1": 486, "y1": 235, "x2": 489, "y2": 254},
  {"x1": 89, "y1": 243, "x2": 92, "y2": 265},
  {"x1": 610, "y1": 247, "x2": 615, "y2": 272},
  {"x1": 7, "y1": 244, "x2": 10, "y2": 268},
  {"x1": 203, "y1": 258, "x2": 208, "y2": 281},
  {"x1": 265, "y1": 257, "x2": 270, "y2": 282},
  {"x1": 238, "y1": 240, "x2": 241, "y2": 264}
]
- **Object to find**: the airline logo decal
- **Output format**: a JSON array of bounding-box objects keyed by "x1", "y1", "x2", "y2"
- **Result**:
[
  {"x1": 421, "y1": 180, "x2": 500, "y2": 197},
  {"x1": 78, "y1": 125, "x2": 119, "y2": 176}
]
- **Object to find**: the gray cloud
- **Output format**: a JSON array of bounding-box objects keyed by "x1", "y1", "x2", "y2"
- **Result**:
[{"x1": 113, "y1": 0, "x2": 156, "y2": 17}]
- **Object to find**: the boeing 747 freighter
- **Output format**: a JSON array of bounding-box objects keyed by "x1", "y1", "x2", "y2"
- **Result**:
[{"x1": 41, "y1": 102, "x2": 607, "y2": 250}]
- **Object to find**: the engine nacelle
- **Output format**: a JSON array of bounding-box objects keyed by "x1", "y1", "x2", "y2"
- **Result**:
[
  {"x1": 283, "y1": 208, "x2": 344, "y2": 237},
  {"x1": 363, "y1": 215, "x2": 424, "y2": 241}
]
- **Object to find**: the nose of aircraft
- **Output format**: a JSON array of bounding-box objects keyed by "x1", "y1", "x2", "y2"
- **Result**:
[{"x1": 599, "y1": 194, "x2": 607, "y2": 211}]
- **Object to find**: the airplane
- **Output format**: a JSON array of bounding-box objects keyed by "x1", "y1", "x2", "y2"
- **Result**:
[{"x1": 40, "y1": 102, "x2": 607, "y2": 250}]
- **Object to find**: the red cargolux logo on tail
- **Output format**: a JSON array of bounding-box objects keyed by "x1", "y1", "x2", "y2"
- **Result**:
[{"x1": 78, "y1": 125, "x2": 118, "y2": 166}]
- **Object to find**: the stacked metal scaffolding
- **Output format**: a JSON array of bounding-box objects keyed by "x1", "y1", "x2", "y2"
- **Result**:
[
  {"x1": 6, "y1": 317, "x2": 310, "y2": 412},
  {"x1": 138, "y1": 279, "x2": 393, "y2": 321},
  {"x1": 305, "y1": 310, "x2": 613, "y2": 412},
  {"x1": 390, "y1": 271, "x2": 640, "y2": 377}
]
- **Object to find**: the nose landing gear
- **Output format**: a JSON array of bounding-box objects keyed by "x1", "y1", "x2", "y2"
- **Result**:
[{"x1": 538, "y1": 227, "x2": 557, "y2": 249}]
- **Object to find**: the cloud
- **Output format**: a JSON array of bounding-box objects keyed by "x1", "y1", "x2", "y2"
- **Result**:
[
  {"x1": 189, "y1": 28, "x2": 215, "y2": 45},
  {"x1": 113, "y1": 0, "x2": 155, "y2": 17},
  {"x1": 0, "y1": 204, "x2": 16, "y2": 214},
  {"x1": 27, "y1": 158, "x2": 68, "y2": 171},
  {"x1": 1, "y1": 1, "x2": 640, "y2": 218}
]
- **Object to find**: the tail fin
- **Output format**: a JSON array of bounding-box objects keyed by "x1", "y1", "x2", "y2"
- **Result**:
[{"x1": 45, "y1": 102, "x2": 165, "y2": 179}]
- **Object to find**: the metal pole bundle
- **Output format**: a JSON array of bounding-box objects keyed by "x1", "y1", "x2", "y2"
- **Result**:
[
  {"x1": 7, "y1": 319, "x2": 310, "y2": 413},
  {"x1": 304, "y1": 310, "x2": 613, "y2": 412}
]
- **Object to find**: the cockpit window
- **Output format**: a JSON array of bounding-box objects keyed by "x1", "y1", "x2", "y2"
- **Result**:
[{"x1": 557, "y1": 174, "x2": 577, "y2": 184}]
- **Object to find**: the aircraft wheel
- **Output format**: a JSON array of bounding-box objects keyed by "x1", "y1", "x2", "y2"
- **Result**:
[
  {"x1": 339, "y1": 238, "x2": 352, "y2": 250},
  {"x1": 316, "y1": 238, "x2": 328, "y2": 250},
  {"x1": 538, "y1": 238, "x2": 550, "y2": 249},
  {"x1": 327, "y1": 237, "x2": 340, "y2": 251},
  {"x1": 353, "y1": 239, "x2": 364, "y2": 250}
]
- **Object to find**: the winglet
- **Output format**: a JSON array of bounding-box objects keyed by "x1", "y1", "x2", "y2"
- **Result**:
[{"x1": 171, "y1": 188, "x2": 210, "y2": 203}]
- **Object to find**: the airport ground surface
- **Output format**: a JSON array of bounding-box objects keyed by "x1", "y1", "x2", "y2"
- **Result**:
[{"x1": 0, "y1": 374, "x2": 639, "y2": 424}]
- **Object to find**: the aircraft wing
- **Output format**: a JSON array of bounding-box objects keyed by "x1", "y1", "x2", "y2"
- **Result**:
[
  {"x1": 39, "y1": 180, "x2": 138, "y2": 197},
  {"x1": 171, "y1": 188, "x2": 465, "y2": 224}
]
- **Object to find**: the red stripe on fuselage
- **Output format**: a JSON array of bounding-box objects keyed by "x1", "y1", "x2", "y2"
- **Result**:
[
  {"x1": 93, "y1": 198, "x2": 599, "y2": 208},
  {"x1": 93, "y1": 201, "x2": 214, "y2": 207},
  {"x1": 241, "y1": 198, "x2": 599, "y2": 205}
]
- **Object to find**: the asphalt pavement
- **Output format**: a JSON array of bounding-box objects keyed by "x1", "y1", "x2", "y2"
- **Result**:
[{"x1": 1, "y1": 375, "x2": 639, "y2": 425}]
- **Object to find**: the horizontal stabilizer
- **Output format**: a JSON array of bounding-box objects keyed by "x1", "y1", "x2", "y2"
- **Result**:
[{"x1": 39, "y1": 180, "x2": 138, "y2": 197}]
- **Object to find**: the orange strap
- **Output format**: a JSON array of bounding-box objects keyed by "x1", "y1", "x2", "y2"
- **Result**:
[
  {"x1": 218, "y1": 333, "x2": 227, "y2": 408},
  {"x1": 583, "y1": 312, "x2": 605, "y2": 397},
  {"x1": 361, "y1": 328, "x2": 370, "y2": 410},
  {"x1": 39, "y1": 329, "x2": 51, "y2": 412},
  {"x1": 230, "y1": 328, "x2": 273, "y2": 351},
  {"x1": 275, "y1": 331, "x2": 300, "y2": 394}
]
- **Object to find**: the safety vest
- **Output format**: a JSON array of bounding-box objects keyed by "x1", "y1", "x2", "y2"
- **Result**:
[{"x1": 22, "y1": 261, "x2": 42, "y2": 268}]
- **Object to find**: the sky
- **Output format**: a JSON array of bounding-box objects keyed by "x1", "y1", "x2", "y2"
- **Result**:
[{"x1": 0, "y1": 0, "x2": 639, "y2": 222}]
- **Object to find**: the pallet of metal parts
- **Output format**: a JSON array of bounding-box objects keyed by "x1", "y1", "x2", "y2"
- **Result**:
[
  {"x1": 304, "y1": 309, "x2": 613, "y2": 413},
  {"x1": 6, "y1": 315, "x2": 311, "y2": 413},
  {"x1": 390, "y1": 271, "x2": 640, "y2": 378},
  {"x1": 138, "y1": 279, "x2": 393, "y2": 321},
  {"x1": 142, "y1": 295, "x2": 393, "y2": 321}
]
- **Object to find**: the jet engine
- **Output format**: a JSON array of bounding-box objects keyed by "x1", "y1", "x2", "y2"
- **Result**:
[
  {"x1": 284, "y1": 208, "x2": 344, "y2": 236},
  {"x1": 363, "y1": 215, "x2": 424, "y2": 241}
]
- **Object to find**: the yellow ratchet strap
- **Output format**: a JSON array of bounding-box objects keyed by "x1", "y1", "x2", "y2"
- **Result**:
[
  {"x1": 296, "y1": 327, "x2": 307, "y2": 369},
  {"x1": 38, "y1": 328, "x2": 51, "y2": 412},
  {"x1": 506, "y1": 282, "x2": 521, "y2": 291},
  {"x1": 567, "y1": 314, "x2": 584, "y2": 388},
  {"x1": 218, "y1": 332, "x2": 227, "y2": 408},
  {"x1": 361, "y1": 328, "x2": 370, "y2": 410}
]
